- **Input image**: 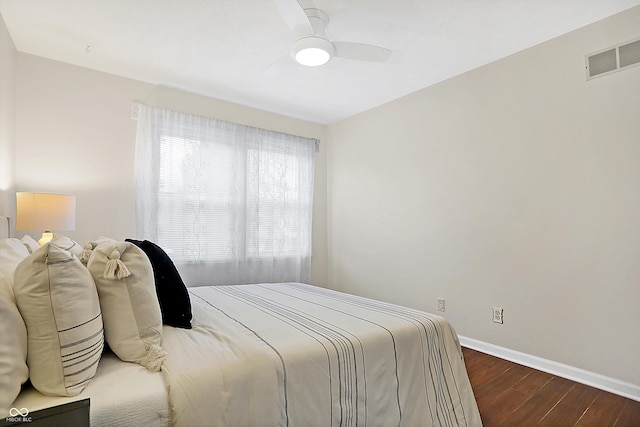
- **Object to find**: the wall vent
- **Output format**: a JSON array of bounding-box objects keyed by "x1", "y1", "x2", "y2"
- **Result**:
[{"x1": 586, "y1": 37, "x2": 640, "y2": 80}]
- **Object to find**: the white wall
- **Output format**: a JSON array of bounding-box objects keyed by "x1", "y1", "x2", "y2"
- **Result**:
[
  {"x1": 13, "y1": 54, "x2": 328, "y2": 286},
  {"x1": 327, "y1": 6, "x2": 640, "y2": 388},
  {"x1": 0, "y1": 13, "x2": 16, "y2": 222}
]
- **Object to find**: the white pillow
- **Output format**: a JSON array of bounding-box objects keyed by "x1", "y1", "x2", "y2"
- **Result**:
[
  {"x1": 50, "y1": 234, "x2": 83, "y2": 258},
  {"x1": 0, "y1": 238, "x2": 29, "y2": 277},
  {"x1": 13, "y1": 243, "x2": 104, "y2": 397},
  {"x1": 20, "y1": 235, "x2": 39, "y2": 253},
  {"x1": 80, "y1": 236, "x2": 116, "y2": 265},
  {"x1": 0, "y1": 272, "x2": 28, "y2": 417},
  {"x1": 87, "y1": 241, "x2": 166, "y2": 372},
  {"x1": 0, "y1": 239, "x2": 30, "y2": 415}
]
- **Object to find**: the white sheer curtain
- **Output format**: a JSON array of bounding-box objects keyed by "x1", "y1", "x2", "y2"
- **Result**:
[{"x1": 134, "y1": 105, "x2": 316, "y2": 286}]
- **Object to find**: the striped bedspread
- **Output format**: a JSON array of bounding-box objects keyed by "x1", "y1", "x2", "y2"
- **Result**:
[{"x1": 160, "y1": 283, "x2": 482, "y2": 427}]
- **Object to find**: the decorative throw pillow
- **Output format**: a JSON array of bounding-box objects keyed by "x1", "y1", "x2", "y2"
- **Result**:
[
  {"x1": 126, "y1": 239, "x2": 192, "y2": 329},
  {"x1": 51, "y1": 234, "x2": 83, "y2": 258},
  {"x1": 80, "y1": 236, "x2": 116, "y2": 264},
  {"x1": 13, "y1": 243, "x2": 104, "y2": 397},
  {"x1": 0, "y1": 238, "x2": 30, "y2": 275},
  {"x1": 87, "y1": 241, "x2": 166, "y2": 372},
  {"x1": 20, "y1": 235, "x2": 39, "y2": 253},
  {"x1": 0, "y1": 239, "x2": 30, "y2": 415}
]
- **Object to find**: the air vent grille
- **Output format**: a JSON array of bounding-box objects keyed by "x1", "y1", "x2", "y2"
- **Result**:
[
  {"x1": 619, "y1": 39, "x2": 640, "y2": 68},
  {"x1": 586, "y1": 37, "x2": 640, "y2": 80},
  {"x1": 588, "y1": 49, "x2": 617, "y2": 77}
]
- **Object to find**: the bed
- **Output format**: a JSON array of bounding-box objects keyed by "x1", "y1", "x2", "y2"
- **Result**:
[{"x1": 1, "y1": 217, "x2": 482, "y2": 426}]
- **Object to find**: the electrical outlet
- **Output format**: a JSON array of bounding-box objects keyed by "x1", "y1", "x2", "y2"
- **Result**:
[
  {"x1": 492, "y1": 307, "x2": 503, "y2": 324},
  {"x1": 437, "y1": 298, "x2": 445, "y2": 312}
]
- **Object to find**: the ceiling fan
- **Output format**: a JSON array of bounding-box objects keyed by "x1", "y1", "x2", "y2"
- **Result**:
[{"x1": 274, "y1": 0, "x2": 392, "y2": 66}]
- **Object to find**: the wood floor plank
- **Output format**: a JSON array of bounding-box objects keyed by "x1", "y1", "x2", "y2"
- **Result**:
[
  {"x1": 575, "y1": 391, "x2": 628, "y2": 427},
  {"x1": 538, "y1": 382, "x2": 599, "y2": 426},
  {"x1": 473, "y1": 363, "x2": 531, "y2": 400},
  {"x1": 505, "y1": 368, "x2": 554, "y2": 398},
  {"x1": 464, "y1": 349, "x2": 500, "y2": 375},
  {"x1": 499, "y1": 376, "x2": 575, "y2": 426},
  {"x1": 461, "y1": 347, "x2": 640, "y2": 427},
  {"x1": 467, "y1": 356, "x2": 514, "y2": 386},
  {"x1": 476, "y1": 370, "x2": 554, "y2": 425},
  {"x1": 614, "y1": 399, "x2": 640, "y2": 427},
  {"x1": 477, "y1": 388, "x2": 531, "y2": 426}
]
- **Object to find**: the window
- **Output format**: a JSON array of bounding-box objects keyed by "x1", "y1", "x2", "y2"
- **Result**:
[
  {"x1": 134, "y1": 105, "x2": 316, "y2": 285},
  {"x1": 157, "y1": 135, "x2": 236, "y2": 262}
]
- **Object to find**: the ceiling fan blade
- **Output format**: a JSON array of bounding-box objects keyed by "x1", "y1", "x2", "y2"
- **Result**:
[
  {"x1": 273, "y1": 0, "x2": 314, "y2": 35},
  {"x1": 333, "y1": 41, "x2": 392, "y2": 63}
]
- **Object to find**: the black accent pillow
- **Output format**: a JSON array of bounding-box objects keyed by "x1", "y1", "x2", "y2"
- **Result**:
[{"x1": 126, "y1": 239, "x2": 192, "y2": 329}]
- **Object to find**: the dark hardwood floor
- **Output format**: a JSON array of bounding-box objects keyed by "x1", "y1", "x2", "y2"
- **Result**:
[{"x1": 462, "y1": 347, "x2": 640, "y2": 426}]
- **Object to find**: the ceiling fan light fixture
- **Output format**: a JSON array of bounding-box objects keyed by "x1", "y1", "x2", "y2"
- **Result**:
[{"x1": 292, "y1": 36, "x2": 334, "y2": 66}]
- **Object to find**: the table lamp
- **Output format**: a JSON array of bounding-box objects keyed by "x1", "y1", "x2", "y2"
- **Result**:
[{"x1": 16, "y1": 192, "x2": 76, "y2": 245}]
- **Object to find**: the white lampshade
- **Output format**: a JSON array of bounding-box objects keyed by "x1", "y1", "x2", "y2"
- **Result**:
[{"x1": 16, "y1": 192, "x2": 76, "y2": 245}]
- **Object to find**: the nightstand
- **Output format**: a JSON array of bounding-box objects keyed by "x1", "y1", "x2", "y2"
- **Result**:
[{"x1": 2, "y1": 399, "x2": 89, "y2": 427}]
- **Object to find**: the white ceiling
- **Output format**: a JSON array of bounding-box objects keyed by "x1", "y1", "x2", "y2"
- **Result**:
[{"x1": 2, "y1": 0, "x2": 639, "y2": 124}]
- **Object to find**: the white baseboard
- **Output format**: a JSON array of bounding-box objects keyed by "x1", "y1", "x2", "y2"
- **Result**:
[{"x1": 459, "y1": 336, "x2": 640, "y2": 402}]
